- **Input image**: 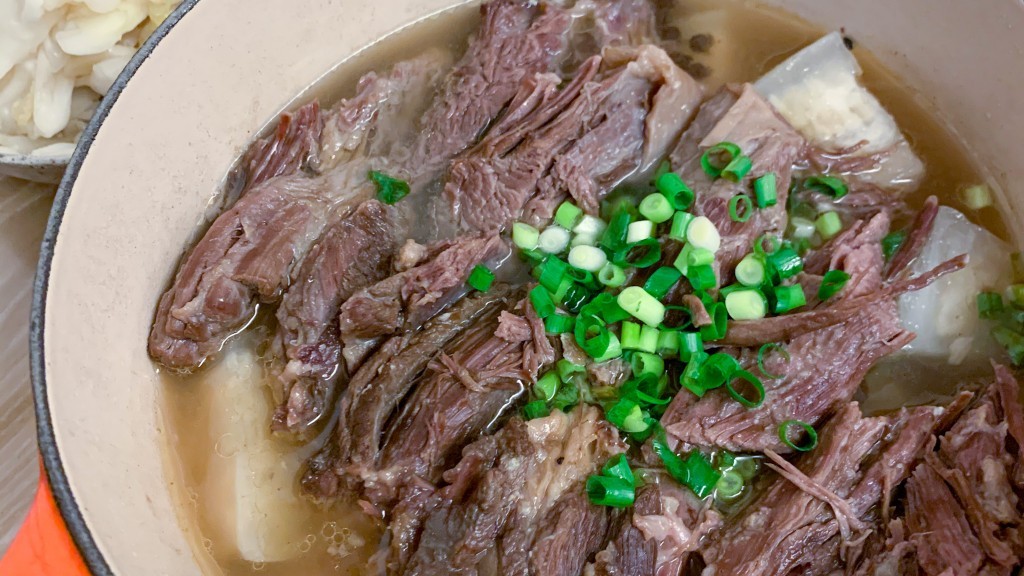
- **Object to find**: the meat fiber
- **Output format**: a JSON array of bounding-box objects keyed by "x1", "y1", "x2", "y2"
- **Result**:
[
  {"x1": 149, "y1": 54, "x2": 445, "y2": 370},
  {"x1": 364, "y1": 297, "x2": 556, "y2": 506},
  {"x1": 447, "y1": 44, "x2": 701, "y2": 232},
  {"x1": 301, "y1": 287, "x2": 510, "y2": 502},
  {"x1": 388, "y1": 406, "x2": 626, "y2": 575},
  {"x1": 337, "y1": 234, "x2": 507, "y2": 370}
]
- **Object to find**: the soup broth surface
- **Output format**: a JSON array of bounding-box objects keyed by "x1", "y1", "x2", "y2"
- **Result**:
[{"x1": 160, "y1": 1, "x2": 1003, "y2": 573}]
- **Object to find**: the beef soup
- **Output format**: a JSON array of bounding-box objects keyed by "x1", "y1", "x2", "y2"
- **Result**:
[{"x1": 153, "y1": 0, "x2": 1024, "y2": 574}]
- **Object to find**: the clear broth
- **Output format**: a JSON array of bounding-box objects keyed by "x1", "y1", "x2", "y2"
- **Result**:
[{"x1": 159, "y1": 1, "x2": 1001, "y2": 574}]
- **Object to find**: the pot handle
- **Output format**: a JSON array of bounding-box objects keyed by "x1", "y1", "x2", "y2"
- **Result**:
[{"x1": 0, "y1": 461, "x2": 89, "y2": 575}]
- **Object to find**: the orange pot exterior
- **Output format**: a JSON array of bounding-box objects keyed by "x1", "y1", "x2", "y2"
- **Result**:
[{"x1": 0, "y1": 462, "x2": 88, "y2": 576}]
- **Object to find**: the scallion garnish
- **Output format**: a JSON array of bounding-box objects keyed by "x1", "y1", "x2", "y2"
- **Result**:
[
  {"x1": 818, "y1": 269, "x2": 851, "y2": 301},
  {"x1": 701, "y1": 142, "x2": 741, "y2": 179},
  {"x1": 627, "y1": 220, "x2": 654, "y2": 243},
  {"x1": 754, "y1": 172, "x2": 778, "y2": 208},
  {"x1": 725, "y1": 289, "x2": 767, "y2": 321},
  {"x1": 522, "y1": 400, "x2": 550, "y2": 420},
  {"x1": 802, "y1": 175, "x2": 848, "y2": 199},
  {"x1": 1006, "y1": 284, "x2": 1024, "y2": 309},
  {"x1": 614, "y1": 238, "x2": 661, "y2": 269},
  {"x1": 978, "y1": 291, "x2": 1005, "y2": 319},
  {"x1": 815, "y1": 211, "x2": 842, "y2": 239},
  {"x1": 534, "y1": 371, "x2": 560, "y2": 402},
  {"x1": 686, "y1": 216, "x2": 722, "y2": 253},
  {"x1": 773, "y1": 285, "x2": 807, "y2": 314},
  {"x1": 467, "y1": 265, "x2": 494, "y2": 292},
  {"x1": 881, "y1": 230, "x2": 907, "y2": 261},
  {"x1": 621, "y1": 321, "x2": 641, "y2": 351},
  {"x1": 639, "y1": 193, "x2": 675, "y2": 224},
  {"x1": 656, "y1": 172, "x2": 696, "y2": 210},
  {"x1": 575, "y1": 314, "x2": 613, "y2": 359},
  {"x1": 767, "y1": 248, "x2": 804, "y2": 281},
  {"x1": 778, "y1": 420, "x2": 819, "y2": 452},
  {"x1": 715, "y1": 470, "x2": 745, "y2": 500},
  {"x1": 601, "y1": 208, "x2": 633, "y2": 251},
  {"x1": 369, "y1": 170, "x2": 410, "y2": 204},
  {"x1": 607, "y1": 399, "x2": 651, "y2": 433},
  {"x1": 678, "y1": 331, "x2": 703, "y2": 362},
  {"x1": 544, "y1": 313, "x2": 575, "y2": 334},
  {"x1": 992, "y1": 326, "x2": 1024, "y2": 365},
  {"x1": 657, "y1": 330, "x2": 680, "y2": 358},
  {"x1": 644, "y1": 266, "x2": 682, "y2": 299},
  {"x1": 728, "y1": 194, "x2": 754, "y2": 223},
  {"x1": 529, "y1": 285, "x2": 555, "y2": 318},
  {"x1": 962, "y1": 183, "x2": 992, "y2": 210},
  {"x1": 757, "y1": 342, "x2": 790, "y2": 379},
  {"x1": 652, "y1": 438, "x2": 721, "y2": 499},
  {"x1": 631, "y1": 352, "x2": 665, "y2": 377},
  {"x1": 698, "y1": 352, "x2": 740, "y2": 392},
  {"x1": 669, "y1": 211, "x2": 695, "y2": 241},
  {"x1": 556, "y1": 358, "x2": 585, "y2": 382},
  {"x1": 597, "y1": 262, "x2": 626, "y2": 287},
  {"x1": 555, "y1": 201, "x2": 583, "y2": 230},
  {"x1": 536, "y1": 257, "x2": 568, "y2": 292},
  {"x1": 726, "y1": 370, "x2": 765, "y2": 408},
  {"x1": 687, "y1": 264, "x2": 716, "y2": 292},
  {"x1": 617, "y1": 286, "x2": 666, "y2": 327},
  {"x1": 722, "y1": 154, "x2": 753, "y2": 182},
  {"x1": 586, "y1": 454, "x2": 635, "y2": 508},
  {"x1": 568, "y1": 244, "x2": 608, "y2": 273},
  {"x1": 700, "y1": 302, "x2": 728, "y2": 341},
  {"x1": 538, "y1": 225, "x2": 571, "y2": 254},
  {"x1": 754, "y1": 233, "x2": 782, "y2": 257},
  {"x1": 735, "y1": 253, "x2": 766, "y2": 287},
  {"x1": 512, "y1": 222, "x2": 540, "y2": 251},
  {"x1": 551, "y1": 379, "x2": 580, "y2": 412}
]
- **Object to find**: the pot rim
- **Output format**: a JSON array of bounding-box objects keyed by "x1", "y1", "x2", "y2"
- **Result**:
[{"x1": 29, "y1": 1, "x2": 201, "y2": 573}]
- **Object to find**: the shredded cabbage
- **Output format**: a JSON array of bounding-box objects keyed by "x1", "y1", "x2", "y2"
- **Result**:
[{"x1": 0, "y1": 0, "x2": 177, "y2": 157}]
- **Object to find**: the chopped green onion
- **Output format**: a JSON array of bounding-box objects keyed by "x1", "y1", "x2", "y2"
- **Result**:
[
  {"x1": 802, "y1": 175, "x2": 848, "y2": 199},
  {"x1": 736, "y1": 254, "x2": 766, "y2": 287},
  {"x1": 544, "y1": 313, "x2": 575, "y2": 334},
  {"x1": 818, "y1": 270, "x2": 851, "y2": 301},
  {"x1": 754, "y1": 173, "x2": 778, "y2": 208},
  {"x1": 767, "y1": 248, "x2": 804, "y2": 281},
  {"x1": 992, "y1": 326, "x2": 1024, "y2": 366},
  {"x1": 529, "y1": 286, "x2": 556, "y2": 318},
  {"x1": 512, "y1": 222, "x2": 540, "y2": 251},
  {"x1": 815, "y1": 211, "x2": 842, "y2": 240},
  {"x1": 583, "y1": 293, "x2": 632, "y2": 324},
  {"x1": 715, "y1": 470, "x2": 745, "y2": 500},
  {"x1": 656, "y1": 172, "x2": 695, "y2": 210},
  {"x1": 576, "y1": 314, "x2": 611, "y2": 358},
  {"x1": 700, "y1": 302, "x2": 728, "y2": 341},
  {"x1": 621, "y1": 321, "x2": 642, "y2": 351},
  {"x1": 644, "y1": 266, "x2": 682, "y2": 299},
  {"x1": 568, "y1": 245, "x2": 608, "y2": 273},
  {"x1": 639, "y1": 325, "x2": 659, "y2": 354},
  {"x1": 882, "y1": 230, "x2": 907, "y2": 261},
  {"x1": 601, "y1": 208, "x2": 633, "y2": 251},
  {"x1": 722, "y1": 154, "x2": 752, "y2": 182},
  {"x1": 728, "y1": 194, "x2": 754, "y2": 223},
  {"x1": 627, "y1": 220, "x2": 655, "y2": 243},
  {"x1": 523, "y1": 400, "x2": 550, "y2": 420},
  {"x1": 557, "y1": 358, "x2": 585, "y2": 382},
  {"x1": 726, "y1": 370, "x2": 765, "y2": 408},
  {"x1": 686, "y1": 216, "x2": 722, "y2": 253},
  {"x1": 369, "y1": 170, "x2": 410, "y2": 204},
  {"x1": 978, "y1": 292, "x2": 1005, "y2": 319},
  {"x1": 537, "y1": 257, "x2": 569, "y2": 292},
  {"x1": 551, "y1": 379, "x2": 580, "y2": 412},
  {"x1": 790, "y1": 217, "x2": 816, "y2": 240},
  {"x1": 687, "y1": 248, "x2": 715, "y2": 268},
  {"x1": 657, "y1": 330, "x2": 680, "y2": 357},
  {"x1": 725, "y1": 289, "x2": 768, "y2": 321},
  {"x1": 614, "y1": 238, "x2": 661, "y2": 269},
  {"x1": 1005, "y1": 284, "x2": 1024, "y2": 309},
  {"x1": 618, "y1": 286, "x2": 666, "y2": 327},
  {"x1": 571, "y1": 233, "x2": 597, "y2": 248},
  {"x1": 754, "y1": 233, "x2": 782, "y2": 257},
  {"x1": 701, "y1": 142, "x2": 741, "y2": 179},
  {"x1": 732, "y1": 457, "x2": 761, "y2": 480},
  {"x1": 670, "y1": 211, "x2": 695, "y2": 241},
  {"x1": 632, "y1": 352, "x2": 665, "y2": 377},
  {"x1": 699, "y1": 352, "x2": 740, "y2": 391},
  {"x1": 778, "y1": 420, "x2": 819, "y2": 452},
  {"x1": 639, "y1": 193, "x2": 675, "y2": 224},
  {"x1": 534, "y1": 371, "x2": 560, "y2": 402},
  {"x1": 673, "y1": 244, "x2": 693, "y2": 275},
  {"x1": 687, "y1": 264, "x2": 716, "y2": 292},
  {"x1": 598, "y1": 262, "x2": 626, "y2": 287},
  {"x1": 586, "y1": 474, "x2": 634, "y2": 508},
  {"x1": 539, "y1": 226, "x2": 571, "y2": 254},
  {"x1": 467, "y1": 265, "x2": 494, "y2": 292},
  {"x1": 757, "y1": 342, "x2": 790, "y2": 379},
  {"x1": 574, "y1": 215, "x2": 607, "y2": 238},
  {"x1": 962, "y1": 184, "x2": 993, "y2": 210},
  {"x1": 555, "y1": 201, "x2": 583, "y2": 230},
  {"x1": 607, "y1": 399, "x2": 650, "y2": 433},
  {"x1": 652, "y1": 439, "x2": 721, "y2": 499},
  {"x1": 774, "y1": 285, "x2": 807, "y2": 314},
  {"x1": 602, "y1": 453, "x2": 635, "y2": 484},
  {"x1": 679, "y1": 332, "x2": 703, "y2": 362}
]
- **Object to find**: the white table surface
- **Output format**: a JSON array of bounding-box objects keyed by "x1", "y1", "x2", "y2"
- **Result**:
[{"x1": 0, "y1": 176, "x2": 55, "y2": 555}]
